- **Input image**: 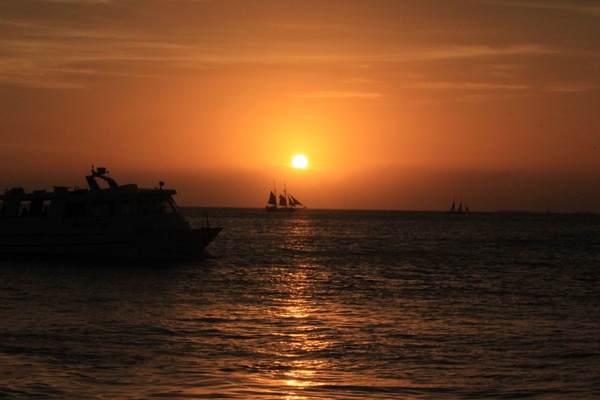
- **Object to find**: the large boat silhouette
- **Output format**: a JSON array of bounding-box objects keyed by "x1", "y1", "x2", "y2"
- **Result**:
[{"x1": 0, "y1": 167, "x2": 221, "y2": 258}]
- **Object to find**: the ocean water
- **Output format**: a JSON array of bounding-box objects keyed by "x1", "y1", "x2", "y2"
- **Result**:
[{"x1": 1, "y1": 208, "x2": 599, "y2": 399}]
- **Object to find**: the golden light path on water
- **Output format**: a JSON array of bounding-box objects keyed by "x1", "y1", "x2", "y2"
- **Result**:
[
  {"x1": 254, "y1": 217, "x2": 419, "y2": 398},
  {"x1": 261, "y1": 218, "x2": 336, "y2": 396},
  {"x1": 267, "y1": 277, "x2": 331, "y2": 393}
]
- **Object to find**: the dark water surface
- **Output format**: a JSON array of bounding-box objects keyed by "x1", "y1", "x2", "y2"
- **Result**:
[{"x1": 1, "y1": 209, "x2": 599, "y2": 399}]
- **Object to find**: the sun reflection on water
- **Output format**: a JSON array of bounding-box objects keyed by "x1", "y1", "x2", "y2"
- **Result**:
[
  {"x1": 284, "y1": 368, "x2": 317, "y2": 387},
  {"x1": 261, "y1": 216, "x2": 340, "y2": 393}
]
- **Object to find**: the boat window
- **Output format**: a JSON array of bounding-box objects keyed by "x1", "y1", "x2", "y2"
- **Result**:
[
  {"x1": 90, "y1": 201, "x2": 114, "y2": 217},
  {"x1": 120, "y1": 200, "x2": 134, "y2": 216},
  {"x1": 1, "y1": 200, "x2": 19, "y2": 217},
  {"x1": 159, "y1": 198, "x2": 176, "y2": 214},
  {"x1": 30, "y1": 199, "x2": 51, "y2": 217},
  {"x1": 138, "y1": 197, "x2": 175, "y2": 215},
  {"x1": 139, "y1": 198, "x2": 152, "y2": 215},
  {"x1": 63, "y1": 202, "x2": 87, "y2": 218},
  {"x1": 18, "y1": 200, "x2": 32, "y2": 217},
  {"x1": 15, "y1": 200, "x2": 49, "y2": 217}
]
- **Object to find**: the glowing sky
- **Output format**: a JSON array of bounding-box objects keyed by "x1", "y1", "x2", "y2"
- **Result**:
[{"x1": 1, "y1": 0, "x2": 599, "y2": 211}]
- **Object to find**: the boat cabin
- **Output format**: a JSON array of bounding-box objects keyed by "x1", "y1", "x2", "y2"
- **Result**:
[{"x1": 0, "y1": 167, "x2": 188, "y2": 234}]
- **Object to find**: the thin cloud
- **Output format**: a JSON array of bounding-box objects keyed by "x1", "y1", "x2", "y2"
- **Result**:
[
  {"x1": 0, "y1": 36, "x2": 566, "y2": 89},
  {"x1": 38, "y1": 0, "x2": 110, "y2": 3},
  {"x1": 408, "y1": 82, "x2": 530, "y2": 91},
  {"x1": 545, "y1": 82, "x2": 600, "y2": 93},
  {"x1": 483, "y1": 1, "x2": 600, "y2": 17},
  {"x1": 288, "y1": 91, "x2": 384, "y2": 99},
  {"x1": 0, "y1": 1, "x2": 586, "y2": 91},
  {"x1": 270, "y1": 22, "x2": 346, "y2": 32},
  {"x1": 403, "y1": 44, "x2": 557, "y2": 61}
]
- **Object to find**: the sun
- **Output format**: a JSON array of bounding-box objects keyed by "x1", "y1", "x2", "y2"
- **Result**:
[{"x1": 292, "y1": 154, "x2": 308, "y2": 169}]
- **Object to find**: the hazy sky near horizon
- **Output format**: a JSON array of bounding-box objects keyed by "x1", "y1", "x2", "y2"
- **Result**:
[{"x1": 1, "y1": 0, "x2": 599, "y2": 211}]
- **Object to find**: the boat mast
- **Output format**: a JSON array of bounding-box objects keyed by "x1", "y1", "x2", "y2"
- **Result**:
[{"x1": 273, "y1": 179, "x2": 278, "y2": 209}]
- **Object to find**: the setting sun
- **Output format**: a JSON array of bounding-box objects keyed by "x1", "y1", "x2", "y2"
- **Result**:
[{"x1": 292, "y1": 154, "x2": 308, "y2": 169}]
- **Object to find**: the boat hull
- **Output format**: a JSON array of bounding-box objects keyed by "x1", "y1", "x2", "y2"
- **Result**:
[
  {"x1": 0, "y1": 227, "x2": 222, "y2": 259},
  {"x1": 265, "y1": 206, "x2": 296, "y2": 212}
]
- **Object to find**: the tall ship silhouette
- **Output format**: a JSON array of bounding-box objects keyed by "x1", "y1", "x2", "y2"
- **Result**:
[{"x1": 266, "y1": 181, "x2": 305, "y2": 212}]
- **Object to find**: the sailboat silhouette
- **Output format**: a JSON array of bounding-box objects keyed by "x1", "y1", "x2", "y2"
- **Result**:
[
  {"x1": 266, "y1": 181, "x2": 305, "y2": 212},
  {"x1": 448, "y1": 195, "x2": 469, "y2": 214}
]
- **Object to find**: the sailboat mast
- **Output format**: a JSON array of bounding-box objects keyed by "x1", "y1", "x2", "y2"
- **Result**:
[{"x1": 273, "y1": 179, "x2": 278, "y2": 209}]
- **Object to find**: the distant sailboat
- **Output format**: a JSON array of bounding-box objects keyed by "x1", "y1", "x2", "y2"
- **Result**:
[
  {"x1": 448, "y1": 195, "x2": 469, "y2": 214},
  {"x1": 266, "y1": 181, "x2": 305, "y2": 212}
]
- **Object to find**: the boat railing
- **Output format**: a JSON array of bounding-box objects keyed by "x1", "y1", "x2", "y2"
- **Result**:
[{"x1": 202, "y1": 210, "x2": 211, "y2": 228}]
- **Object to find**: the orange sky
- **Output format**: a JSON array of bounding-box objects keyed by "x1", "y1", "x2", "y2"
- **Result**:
[{"x1": 1, "y1": 0, "x2": 599, "y2": 212}]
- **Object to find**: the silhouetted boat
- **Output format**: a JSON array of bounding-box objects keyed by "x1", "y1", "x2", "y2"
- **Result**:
[
  {"x1": 266, "y1": 182, "x2": 305, "y2": 212},
  {"x1": 0, "y1": 167, "x2": 221, "y2": 258},
  {"x1": 448, "y1": 195, "x2": 469, "y2": 214}
]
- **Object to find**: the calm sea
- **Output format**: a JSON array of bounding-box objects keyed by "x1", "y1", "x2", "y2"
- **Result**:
[{"x1": 1, "y1": 209, "x2": 599, "y2": 399}]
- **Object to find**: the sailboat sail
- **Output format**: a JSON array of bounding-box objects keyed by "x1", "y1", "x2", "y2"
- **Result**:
[
  {"x1": 268, "y1": 191, "x2": 277, "y2": 206},
  {"x1": 290, "y1": 196, "x2": 303, "y2": 206},
  {"x1": 279, "y1": 194, "x2": 287, "y2": 207}
]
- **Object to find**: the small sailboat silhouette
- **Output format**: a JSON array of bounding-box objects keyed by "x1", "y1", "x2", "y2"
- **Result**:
[{"x1": 448, "y1": 195, "x2": 469, "y2": 214}]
